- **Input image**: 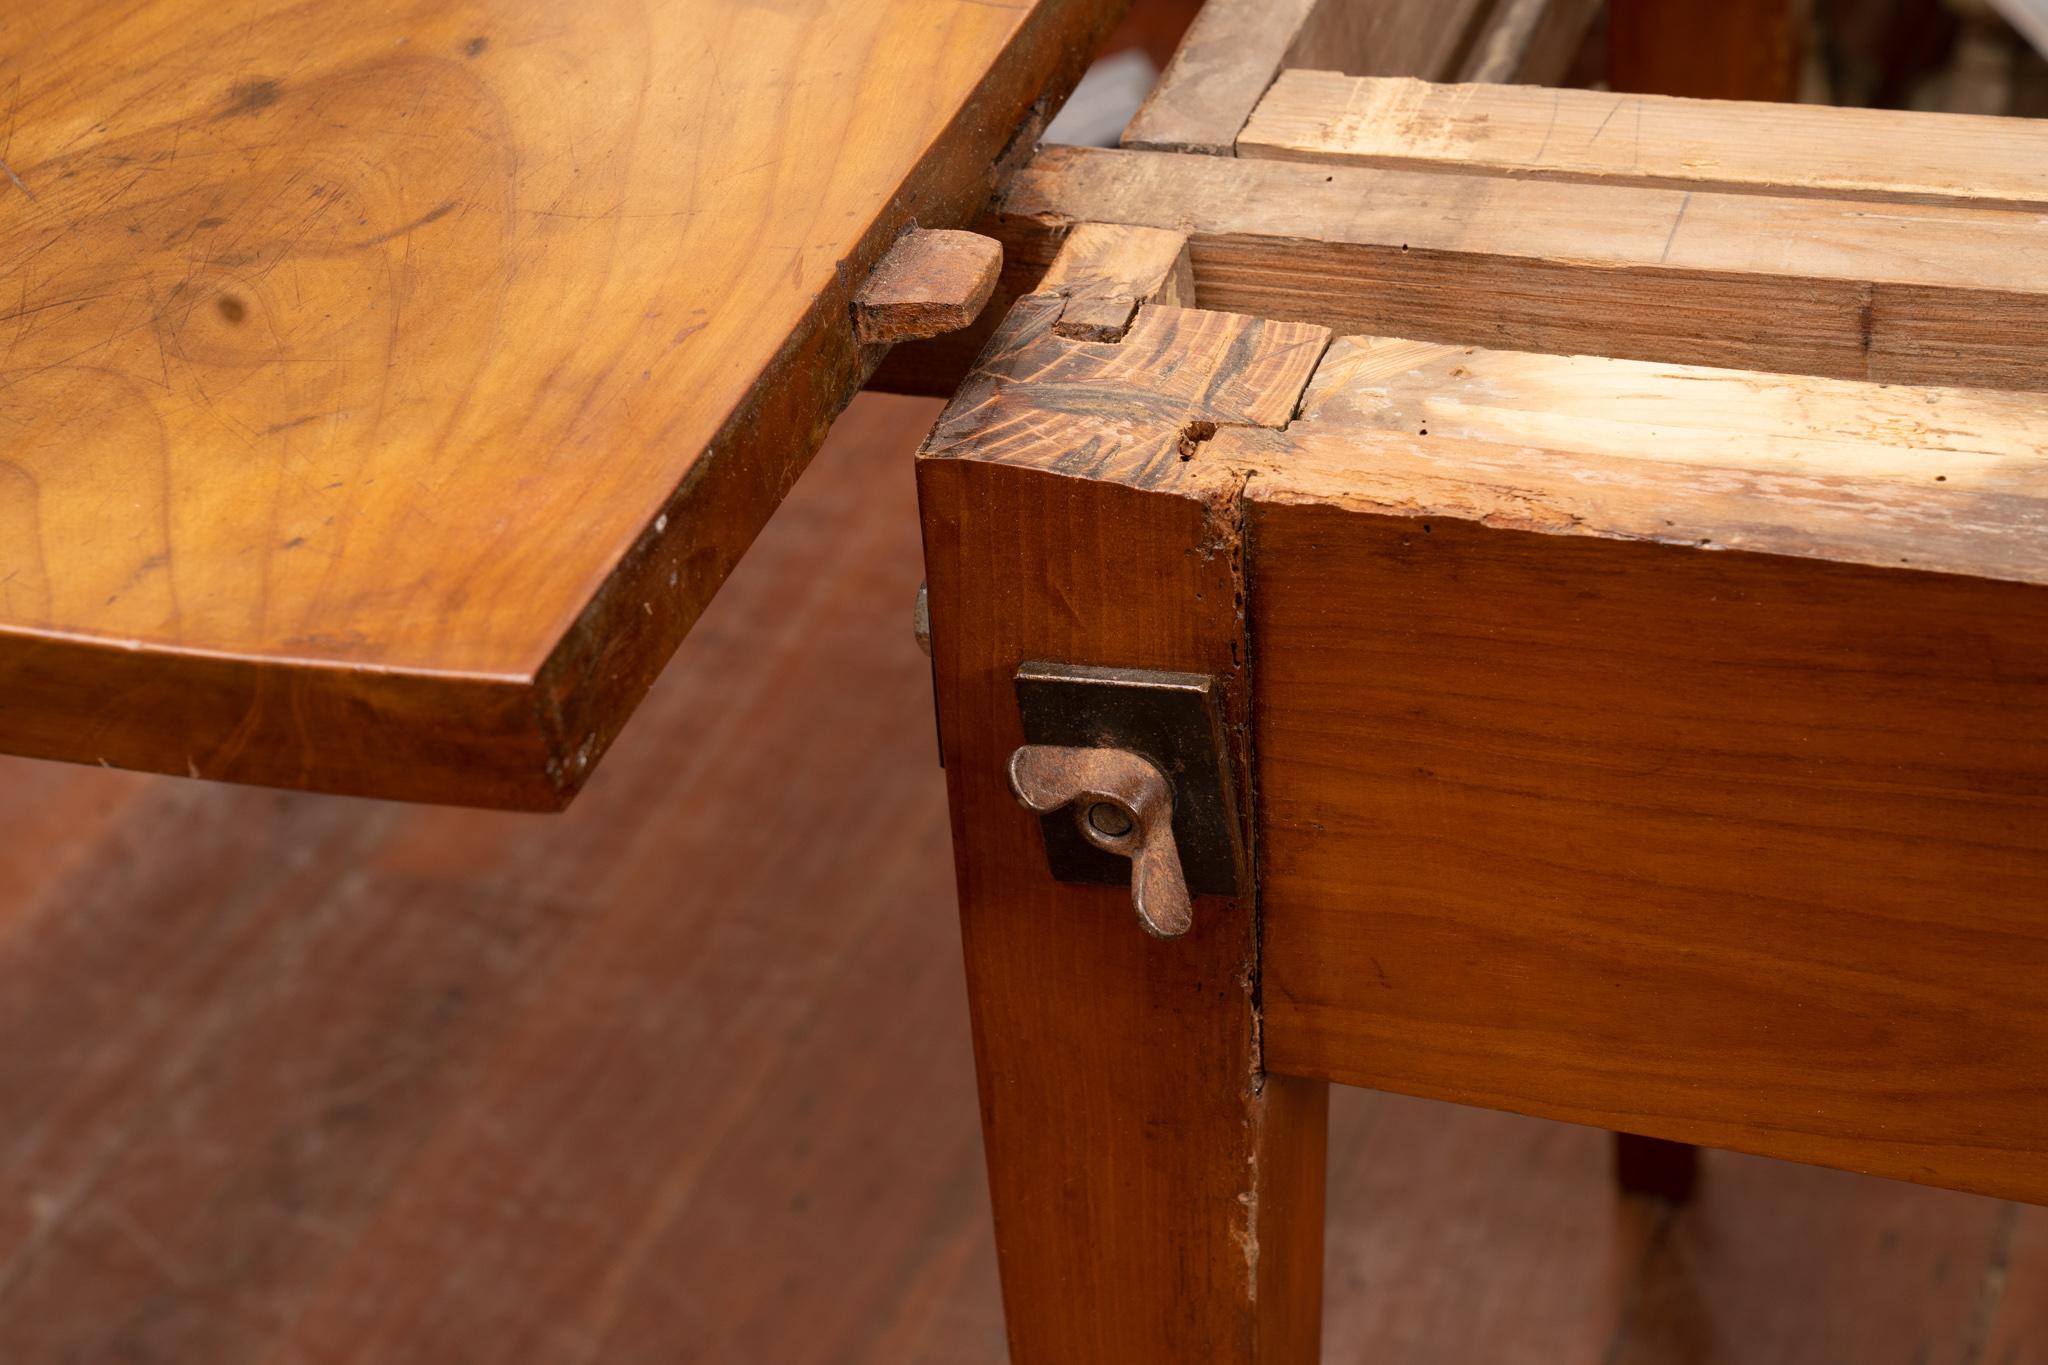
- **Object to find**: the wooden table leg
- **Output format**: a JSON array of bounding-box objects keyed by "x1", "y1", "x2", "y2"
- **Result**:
[
  {"x1": 1614, "y1": 1132, "x2": 1702, "y2": 1204},
  {"x1": 919, "y1": 455, "x2": 1329, "y2": 1365}
]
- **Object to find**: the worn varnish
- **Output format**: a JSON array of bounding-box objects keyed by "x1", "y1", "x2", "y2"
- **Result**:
[
  {"x1": 0, "y1": 0, "x2": 1115, "y2": 807},
  {"x1": 924, "y1": 293, "x2": 1328, "y2": 486},
  {"x1": 1240, "y1": 74, "x2": 2048, "y2": 211}
]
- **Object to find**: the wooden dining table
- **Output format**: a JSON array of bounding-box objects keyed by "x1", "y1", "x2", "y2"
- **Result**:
[{"x1": 8, "y1": 1, "x2": 2048, "y2": 1362}]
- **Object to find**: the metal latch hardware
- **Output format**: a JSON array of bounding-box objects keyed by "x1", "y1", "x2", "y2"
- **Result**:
[{"x1": 1005, "y1": 662, "x2": 1245, "y2": 938}]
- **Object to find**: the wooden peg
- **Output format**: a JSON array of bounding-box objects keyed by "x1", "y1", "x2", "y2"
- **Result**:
[{"x1": 852, "y1": 228, "x2": 1003, "y2": 344}]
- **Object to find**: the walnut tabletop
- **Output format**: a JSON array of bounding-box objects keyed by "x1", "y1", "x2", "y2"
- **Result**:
[{"x1": 0, "y1": 0, "x2": 1109, "y2": 808}]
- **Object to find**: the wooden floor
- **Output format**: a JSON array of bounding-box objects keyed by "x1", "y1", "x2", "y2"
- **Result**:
[{"x1": 1, "y1": 393, "x2": 2043, "y2": 1364}]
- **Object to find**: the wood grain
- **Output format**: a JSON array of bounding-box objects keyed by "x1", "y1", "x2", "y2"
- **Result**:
[
  {"x1": 1240, "y1": 73, "x2": 2048, "y2": 211},
  {"x1": 993, "y1": 144, "x2": 2048, "y2": 390},
  {"x1": 1283, "y1": 335, "x2": 2048, "y2": 584},
  {"x1": 1037, "y1": 222, "x2": 1193, "y2": 341},
  {"x1": 1253, "y1": 497, "x2": 2048, "y2": 1205},
  {"x1": 1120, "y1": 0, "x2": 1321, "y2": 154},
  {"x1": 1119, "y1": 0, "x2": 1481, "y2": 154},
  {"x1": 1227, "y1": 343, "x2": 2048, "y2": 1205},
  {"x1": 917, "y1": 294, "x2": 1329, "y2": 1363},
  {"x1": 922, "y1": 294, "x2": 1329, "y2": 487},
  {"x1": 853, "y1": 228, "x2": 1004, "y2": 345},
  {"x1": 1280, "y1": 0, "x2": 1496, "y2": 87},
  {"x1": 0, "y1": 0, "x2": 1117, "y2": 808}
]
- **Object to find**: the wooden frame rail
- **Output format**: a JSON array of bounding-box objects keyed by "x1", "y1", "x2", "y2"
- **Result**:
[
  {"x1": 1121, "y1": 0, "x2": 1601, "y2": 153},
  {"x1": 877, "y1": 72, "x2": 2048, "y2": 399}
]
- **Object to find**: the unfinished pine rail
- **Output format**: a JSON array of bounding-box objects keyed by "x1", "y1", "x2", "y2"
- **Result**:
[
  {"x1": 986, "y1": 143, "x2": 2048, "y2": 391},
  {"x1": 1239, "y1": 72, "x2": 2048, "y2": 210},
  {"x1": 1122, "y1": 0, "x2": 1601, "y2": 154},
  {"x1": 885, "y1": 66, "x2": 2048, "y2": 400}
]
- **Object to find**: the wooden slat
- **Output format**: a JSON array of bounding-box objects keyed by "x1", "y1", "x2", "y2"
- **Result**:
[
  {"x1": 918, "y1": 293, "x2": 1332, "y2": 1362},
  {"x1": 991, "y1": 144, "x2": 2048, "y2": 391},
  {"x1": 1240, "y1": 73, "x2": 2048, "y2": 211},
  {"x1": 1295, "y1": 337, "x2": 2048, "y2": 581},
  {"x1": 0, "y1": 0, "x2": 1114, "y2": 808},
  {"x1": 1120, "y1": 0, "x2": 1485, "y2": 154},
  {"x1": 1280, "y1": 0, "x2": 1496, "y2": 85},
  {"x1": 1121, "y1": 0, "x2": 1320, "y2": 154},
  {"x1": 1230, "y1": 340, "x2": 2048, "y2": 1206},
  {"x1": 876, "y1": 1, "x2": 1592, "y2": 394}
]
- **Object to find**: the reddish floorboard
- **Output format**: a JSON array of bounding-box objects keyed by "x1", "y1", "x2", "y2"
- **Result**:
[{"x1": 0, "y1": 393, "x2": 2040, "y2": 1362}]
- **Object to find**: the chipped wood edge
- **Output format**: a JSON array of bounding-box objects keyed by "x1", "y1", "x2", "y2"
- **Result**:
[
  {"x1": 1120, "y1": 0, "x2": 1320, "y2": 155},
  {"x1": 853, "y1": 227, "x2": 1004, "y2": 344},
  {"x1": 1038, "y1": 222, "x2": 1195, "y2": 340}
]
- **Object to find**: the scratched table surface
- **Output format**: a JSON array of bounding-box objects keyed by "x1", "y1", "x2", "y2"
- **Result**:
[{"x1": 0, "y1": 0, "x2": 1104, "y2": 808}]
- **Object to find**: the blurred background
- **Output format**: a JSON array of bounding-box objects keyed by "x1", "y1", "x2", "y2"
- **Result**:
[{"x1": 4, "y1": 2, "x2": 2045, "y2": 1362}]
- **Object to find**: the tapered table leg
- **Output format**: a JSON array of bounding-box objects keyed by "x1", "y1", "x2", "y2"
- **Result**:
[
  {"x1": 1614, "y1": 1133, "x2": 1702, "y2": 1204},
  {"x1": 920, "y1": 453, "x2": 1329, "y2": 1365}
]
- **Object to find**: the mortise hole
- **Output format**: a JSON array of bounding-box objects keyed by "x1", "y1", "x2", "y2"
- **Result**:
[{"x1": 1176, "y1": 419, "x2": 1219, "y2": 461}]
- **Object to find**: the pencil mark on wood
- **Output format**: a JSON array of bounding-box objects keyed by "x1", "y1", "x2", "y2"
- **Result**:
[{"x1": 1658, "y1": 191, "x2": 1692, "y2": 263}]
